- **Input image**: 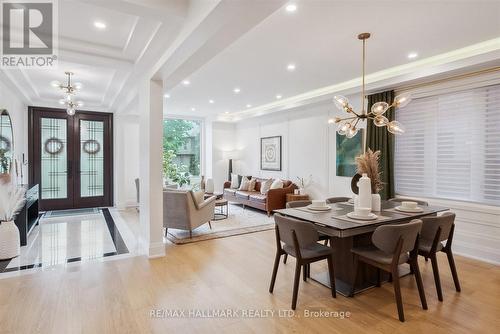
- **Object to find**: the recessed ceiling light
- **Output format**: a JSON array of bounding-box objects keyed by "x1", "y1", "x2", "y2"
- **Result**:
[
  {"x1": 191, "y1": 107, "x2": 196, "y2": 111},
  {"x1": 182, "y1": 80, "x2": 190, "y2": 86},
  {"x1": 276, "y1": 94, "x2": 282, "y2": 99},
  {"x1": 209, "y1": 99, "x2": 215, "y2": 104},
  {"x1": 164, "y1": 94, "x2": 170, "y2": 98},
  {"x1": 225, "y1": 111, "x2": 230, "y2": 114},
  {"x1": 94, "y1": 21, "x2": 106, "y2": 29},
  {"x1": 246, "y1": 104, "x2": 252, "y2": 108},
  {"x1": 233, "y1": 87, "x2": 241, "y2": 93},
  {"x1": 286, "y1": 4, "x2": 297, "y2": 12},
  {"x1": 408, "y1": 52, "x2": 418, "y2": 59},
  {"x1": 287, "y1": 63, "x2": 296, "y2": 71}
]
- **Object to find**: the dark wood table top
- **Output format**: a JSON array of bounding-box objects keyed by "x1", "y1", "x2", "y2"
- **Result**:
[{"x1": 274, "y1": 201, "x2": 449, "y2": 238}]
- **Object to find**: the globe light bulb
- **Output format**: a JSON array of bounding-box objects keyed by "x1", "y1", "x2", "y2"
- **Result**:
[
  {"x1": 394, "y1": 93, "x2": 412, "y2": 108},
  {"x1": 346, "y1": 126, "x2": 358, "y2": 138},
  {"x1": 51, "y1": 80, "x2": 61, "y2": 88},
  {"x1": 337, "y1": 122, "x2": 351, "y2": 135},
  {"x1": 328, "y1": 118, "x2": 335, "y2": 124},
  {"x1": 73, "y1": 82, "x2": 83, "y2": 90},
  {"x1": 371, "y1": 101, "x2": 389, "y2": 115},
  {"x1": 374, "y1": 115, "x2": 389, "y2": 127},
  {"x1": 67, "y1": 108, "x2": 76, "y2": 116},
  {"x1": 387, "y1": 120, "x2": 405, "y2": 135},
  {"x1": 333, "y1": 95, "x2": 349, "y2": 110}
]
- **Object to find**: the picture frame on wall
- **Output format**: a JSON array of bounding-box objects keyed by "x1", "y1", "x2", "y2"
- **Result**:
[
  {"x1": 336, "y1": 129, "x2": 364, "y2": 177},
  {"x1": 260, "y1": 136, "x2": 282, "y2": 171}
]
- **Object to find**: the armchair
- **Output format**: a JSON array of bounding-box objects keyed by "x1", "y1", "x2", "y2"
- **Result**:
[{"x1": 163, "y1": 190, "x2": 216, "y2": 238}]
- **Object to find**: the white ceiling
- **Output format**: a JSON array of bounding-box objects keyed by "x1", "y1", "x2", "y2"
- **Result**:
[
  {"x1": 165, "y1": 0, "x2": 500, "y2": 119},
  {"x1": 1, "y1": 0, "x2": 188, "y2": 112}
]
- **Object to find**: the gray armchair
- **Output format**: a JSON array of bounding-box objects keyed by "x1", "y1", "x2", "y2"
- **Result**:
[{"x1": 163, "y1": 190, "x2": 216, "y2": 238}]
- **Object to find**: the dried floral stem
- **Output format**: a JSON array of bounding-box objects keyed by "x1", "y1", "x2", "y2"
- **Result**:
[{"x1": 355, "y1": 149, "x2": 383, "y2": 193}]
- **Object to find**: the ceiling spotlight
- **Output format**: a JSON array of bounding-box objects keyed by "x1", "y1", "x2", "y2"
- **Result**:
[
  {"x1": 276, "y1": 94, "x2": 282, "y2": 99},
  {"x1": 209, "y1": 99, "x2": 215, "y2": 104},
  {"x1": 233, "y1": 87, "x2": 241, "y2": 93},
  {"x1": 191, "y1": 107, "x2": 196, "y2": 111},
  {"x1": 246, "y1": 104, "x2": 252, "y2": 108},
  {"x1": 225, "y1": 111, "x2": 230, "y2": 114},
  {"x1": 287, "y1": 63, "x2": 296, "y2": 71},
  {"x1": 94, "y1": 21, "x2": 106, "y2": 29},
  {"x1": 286, "y1": 4, "x2": 297, "y2": 12},
  {"x1": 164, "y1": 94, "x2": 170, "y2": 98},
  {"x1": 407, "y1": 52, "x2": 418, "y2": 59},
  {"x1": 182, "y1": 80, "x2": 190, "y2": 86}
]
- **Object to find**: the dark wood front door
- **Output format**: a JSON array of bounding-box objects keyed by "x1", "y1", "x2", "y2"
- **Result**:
[{"x1": 28, "y1": 107, "x2": 113, "y2": 211}]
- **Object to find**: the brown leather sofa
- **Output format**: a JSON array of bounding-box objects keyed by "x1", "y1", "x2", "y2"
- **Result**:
[{"x1": 223, "y1": 178, "x2": 297, "y2": 216}]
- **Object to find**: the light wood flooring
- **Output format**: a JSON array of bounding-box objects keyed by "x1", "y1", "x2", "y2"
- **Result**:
[{"x1": 0, "y1": 229, "x2": 499, "y2": 334}]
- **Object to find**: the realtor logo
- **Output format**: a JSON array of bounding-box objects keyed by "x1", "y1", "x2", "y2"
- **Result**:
[{"x1": 1, "y1": 0, "x2": 58, "y2": 68}]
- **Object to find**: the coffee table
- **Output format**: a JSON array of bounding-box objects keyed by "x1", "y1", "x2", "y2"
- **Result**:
[{"x1": 214, "y1": 199, "x2": 228, "y2": 220}]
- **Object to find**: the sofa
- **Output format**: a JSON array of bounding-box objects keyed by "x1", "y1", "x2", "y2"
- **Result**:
[
  {"x1": 223, "y1": 177, "x2": 297, "y2": 216},
  {"x1": 163, "y1": 190, "x2": 216, "y2": 238}
]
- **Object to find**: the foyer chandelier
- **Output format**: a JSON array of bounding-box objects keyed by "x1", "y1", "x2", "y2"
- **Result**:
[
  {"x1": 51, "y1": 72, "x2": 84, "y2": 116},
  {"x1": 329, "y1": 33, "x2": 410, "y2": 138}
]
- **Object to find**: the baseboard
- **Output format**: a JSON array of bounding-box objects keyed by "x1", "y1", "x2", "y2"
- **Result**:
[{"x1": 147, "y1": 241, "x2": 165, "y2": 258}]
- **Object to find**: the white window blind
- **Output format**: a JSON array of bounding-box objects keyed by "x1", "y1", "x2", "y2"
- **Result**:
[{"x1": 395, "y1": 84, "x2": 500, "y2": 206}]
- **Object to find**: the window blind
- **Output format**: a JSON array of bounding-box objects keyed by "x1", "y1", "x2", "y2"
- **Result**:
[{"x1": 395, "y1": 84, "x2": 500, "y2": 206}]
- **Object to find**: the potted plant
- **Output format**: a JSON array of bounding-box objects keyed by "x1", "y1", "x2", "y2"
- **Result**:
[
  {"x1": 355, "y1": 149, "x2": 383, "y2": 211},
  {"x1": 0, "y1": 182, "x2": 25, "y2": 260},
  {"x1": 0, "y1": 149, "x2": 11, "y2": 184}
]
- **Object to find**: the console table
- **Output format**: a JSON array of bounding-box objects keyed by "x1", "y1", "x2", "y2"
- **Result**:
[{"x1": 14, "y1": 184, "x2": 40, "y2": 246}]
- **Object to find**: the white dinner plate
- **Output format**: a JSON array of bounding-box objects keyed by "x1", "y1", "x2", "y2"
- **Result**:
[
  {"x1": 346, "y1": 212, "x2": 378, "y2": 220},
  {"x1": 306, "y1": 205, "x2": 332, "y2": 211},
  {"x1": 395, "y1": 206, "x2": 424, "y2": 213}
]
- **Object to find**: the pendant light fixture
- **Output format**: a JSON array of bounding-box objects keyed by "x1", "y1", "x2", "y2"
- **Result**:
[{"x1": 51, "y1": 71, "x2": 84, "y2": 116}]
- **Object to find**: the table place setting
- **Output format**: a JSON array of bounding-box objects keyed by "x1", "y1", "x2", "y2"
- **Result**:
[
  {"x1": 334, "y1": 206, "x2": 392, "y2": 224},
  {"x1": 294, "y1": 200, "x2": 343, "y2": 213},
  {"x1": 384, "y1": 201, "x2": 426, "y2": 215}
]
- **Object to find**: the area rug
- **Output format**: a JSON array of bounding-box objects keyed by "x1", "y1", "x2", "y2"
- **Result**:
[{"x1": 166, "y1": 203, "x2": 275, "y2": 244}]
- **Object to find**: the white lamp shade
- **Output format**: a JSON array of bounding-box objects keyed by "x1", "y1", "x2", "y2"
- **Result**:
[
  {"x1": 222, "y1": 150, "x2": 239, "y2": 160},
  {"x1": 205, "y1": 178, "x2": 214, "y2": 193}
]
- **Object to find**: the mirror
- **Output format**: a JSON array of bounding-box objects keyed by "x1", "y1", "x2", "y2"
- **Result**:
[{"x1": 0, "y1": 109, "x2": 14, "y2": 174}]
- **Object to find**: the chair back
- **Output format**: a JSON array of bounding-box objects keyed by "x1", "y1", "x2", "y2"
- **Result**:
[
  {"x1": 274, "y1": 214, "x2": 318, "y2": 249},
  {"x1": 420, "y1": 212, "x2": 455, "y2": 243},
  {"x1": 389, "y1": 197, "x2": 428, "y2": 206},
  {"x1": 286, "y1": 200, "x2": 312, "y2": 208},
  {"x1": 372, "y1": 219, "x2": 422, "y2": 254},
  {"x1": 326, "y1": 197, "x2": 350, "y2": 204},
  {"x1": 163, "y1": 190, "x2": 191, "y2": 223}
]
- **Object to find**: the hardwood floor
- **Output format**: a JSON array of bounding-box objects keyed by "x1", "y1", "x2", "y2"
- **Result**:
[{"x1": 0, "y1": 229, "x2": 498, "y2": 334}]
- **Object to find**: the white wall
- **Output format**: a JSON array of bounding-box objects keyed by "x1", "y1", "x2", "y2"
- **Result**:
[
  {"x1": 229, "y1": 94, "x2": 363, "y2": 199},
  {"x1": 211, "y1": 121, "x2": 236, "y2": 192},
  {"x1": 0, "y1": 79, "x2": 28, "y2": 183}
]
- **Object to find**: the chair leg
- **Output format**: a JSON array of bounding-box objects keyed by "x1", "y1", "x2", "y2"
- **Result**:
[
  {"x1": 350, "y1": 255, "x2": 359, "y2": 297},
  {"x1": 446, "y1": 250, "x2": 461, "y2": 292},
  {"x1": 189, "y1": 230, "x2": 192, "y2": 239},
  {"x1": 430, "y1": 254, "x2": 443, "y2": 301},
  {"x1": 269, "y1": 252, "x2": 281, "y2": 293},
  {"x1": 283, "y1": 254, "x2": 288, "y2": 264},
  {"x1": 291, "y1": 261, "x2": 301, "y2": 310},
  {"x1": 327, "y1": 255, "x2": 336, "y2": 298},
  {"x1": 164, "y1": 228, "x2": 168, "y2": 237},
  {"x1": 323, "y1": 239, "x2": 328, "y2": 246},
  {"x1": 307, "y1": 263, "x2": 310, "y2": 278},
  {"x1": 302, "y1": 264, "x2": 307, "y2": 282},
  {"x1": 392, "y1": 268, "x2": 405, "y2": 322},
  {"x1": 411, "y1": 259, "x2": 428, "y2": 310},
  {"x1": 208, "y1": 221, "x2": 212, "y2": 229},
  {"x1": 376, "y1": 268, "x2": 381, "y2": 287}
]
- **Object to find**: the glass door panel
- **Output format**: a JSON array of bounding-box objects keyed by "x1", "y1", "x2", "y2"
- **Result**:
[
  {"x1": 40, "y1": 118, "x2": 68, "y2": 200},
  {"x1": 80, "y1": 120, "x2": 104, "y2": 197}
]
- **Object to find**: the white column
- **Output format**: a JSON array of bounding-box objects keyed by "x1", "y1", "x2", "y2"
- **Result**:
[{"x1": 139, "y1": 79, "x2": 165, "y2": 258}]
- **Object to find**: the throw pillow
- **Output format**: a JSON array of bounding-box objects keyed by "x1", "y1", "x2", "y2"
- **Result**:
[
  {"x1": 270, "y1": 179, "x2": 284, "y2": 190},
  {"x1": 192, "y1": 190, "x2": 204, "y2": 204},
  {"x1": 231, "y1": 173, "x2": 240, "y2": 189},
  {"x1": 239, "y1": 176, "x2": 250, "y2": 190},
  {"x1": 248, "y1": 178, "x2": 257, "y2": 192},
  {"x1": 260, "y1": 179, "x2": 273, "y2": 194}
]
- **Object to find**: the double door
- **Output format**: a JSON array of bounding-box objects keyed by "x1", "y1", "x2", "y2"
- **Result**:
[{"x1": 29, "y1": 107, "x2": 113, "y2": 210}]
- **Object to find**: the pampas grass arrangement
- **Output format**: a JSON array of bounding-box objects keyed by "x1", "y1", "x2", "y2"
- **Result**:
[
  {"x1": 0, "y1": 182, "x2": 26, "y2": 223},
  {"x1": 355, "y1": 149, "x2": 383, "y2": 194}
]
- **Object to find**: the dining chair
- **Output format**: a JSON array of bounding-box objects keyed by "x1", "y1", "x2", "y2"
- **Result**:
[
  {"x1": 269, "y1": 214, "x2": 336, "y2": 310},
  {"x1": 325, "y1": 197, "x2": 351, "y2": 204},
  {"x1": 389, "y1": 197, "x2": 429, "y2": 206},
  {"x1": 418, "y1": 212, "x2": 460, "y2": 301},
  {"x1": 350, "y1": 220, "x2": 427, "y2": 322},
  {"x1": 284, "y1": 200, "x2": 330, "y2": 265}
]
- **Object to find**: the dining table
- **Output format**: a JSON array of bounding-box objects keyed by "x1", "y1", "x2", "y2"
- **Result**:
[{"x1": 274, "y1": 200, "x2": 449, "y2": 296}]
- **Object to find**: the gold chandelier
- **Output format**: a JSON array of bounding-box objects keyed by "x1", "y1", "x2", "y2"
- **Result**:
[
  {"x1": 51, "y1": 72, "x2": 84, "y2": 116},
  {"x1": 329, "y1": 33, "x2": 411, "y2": 138}
]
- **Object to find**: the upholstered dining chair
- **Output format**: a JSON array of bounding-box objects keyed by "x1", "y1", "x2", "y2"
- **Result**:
[
  {"x1": 269, "y1": 214, "x2": 336, "y2": 310},
  {"x1": 389, "y1": 197, "x2": 429, "y2": 206},
  {"x1": 325, "y1": 197, "x2": 351, "y2": 204},
  {"x1": 284, "y1": 200, "x2": 330, "y2": 265},
  {"x1": 418, "y1": 212, "x2": 460, "y2": 301},
  {"x1": 350, "y1": 220, "x2": 427, "y2": 322}
]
